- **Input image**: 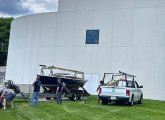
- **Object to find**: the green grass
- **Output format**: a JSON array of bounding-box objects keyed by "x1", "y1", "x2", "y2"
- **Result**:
[{"x1": 0, "y1": 96, "x2": 165, "y2": 120}]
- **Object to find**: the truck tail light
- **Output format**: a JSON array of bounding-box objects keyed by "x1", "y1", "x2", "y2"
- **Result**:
[
  {"x1": 126, "y1": 89, "x2": 130, "y2": 96},
  {"x1": 99, "y1": 88, "x2": 102, "y2": 94}
]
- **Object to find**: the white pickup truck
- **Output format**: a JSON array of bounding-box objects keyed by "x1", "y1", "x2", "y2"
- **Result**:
[{"x1": 99, "y1": 72, "x2": 143, "y2": 106}]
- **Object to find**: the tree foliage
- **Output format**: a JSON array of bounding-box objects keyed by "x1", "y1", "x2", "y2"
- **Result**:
[{"x1": 0, "y1": 17, "x2": 14, "y2": 66}]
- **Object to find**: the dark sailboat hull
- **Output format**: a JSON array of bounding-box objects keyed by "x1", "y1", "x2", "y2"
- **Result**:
[{"x1": 39, "y1": 75, "x2": 87, "y2": 91}]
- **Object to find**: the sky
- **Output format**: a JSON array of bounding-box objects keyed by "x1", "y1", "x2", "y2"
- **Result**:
[{"x1": 0, "y1": 0, "x2": 59, "y2": 18}]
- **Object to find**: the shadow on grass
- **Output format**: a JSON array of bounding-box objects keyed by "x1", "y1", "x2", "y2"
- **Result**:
[{"x1": 104, "y1": 102, "x2": 143, "y2": 107}]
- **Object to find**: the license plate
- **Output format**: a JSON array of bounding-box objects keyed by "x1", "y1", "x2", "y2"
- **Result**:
[{"x1": 111, "y1": 96, "x2": 116, "y2": 100}]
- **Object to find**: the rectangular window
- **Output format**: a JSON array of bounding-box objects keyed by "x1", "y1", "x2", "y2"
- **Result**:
[{"x1": 86, "y1": 30, "x2": 99, "y2": 44}]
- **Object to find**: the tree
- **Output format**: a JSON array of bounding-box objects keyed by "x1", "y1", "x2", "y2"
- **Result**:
[{"x1": 0, "y1": 17, "x2": 14, "y2": 66}]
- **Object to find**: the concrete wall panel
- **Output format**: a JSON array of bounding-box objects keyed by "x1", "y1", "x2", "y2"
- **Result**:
[
  {"x1": 113, "y1": 9, "x2": 133, "y2": 46},
  {"x1": 95, "y1": 0, "x2": 114, "y2": 10},
  {"x1": 114, "y1": 0, "x2": 134, "y2": 8}
]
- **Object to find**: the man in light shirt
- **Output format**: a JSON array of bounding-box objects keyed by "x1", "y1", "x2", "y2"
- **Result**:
[{"x1": 0, "y1": 88, "x2": 16, "y2": 110}]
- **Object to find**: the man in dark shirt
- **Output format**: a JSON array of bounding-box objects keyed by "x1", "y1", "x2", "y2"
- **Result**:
[
  {"x1": 56, "y1": 78, "x2": 63, "y2": 104},
  {"x1": 31, "y1": 75, "x2": 41, "y2": 107},
  {"x1": 97, "y1": 80, "x2": 104, "y2": 104}
]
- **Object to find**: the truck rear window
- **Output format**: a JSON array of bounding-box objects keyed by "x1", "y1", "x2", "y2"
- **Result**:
[
  {"x1": 117, "y1": 81, "x2": 126, "y2": 87},
  {"x1": 116, "y1": 80, "x2": 134, "y2": 87}
]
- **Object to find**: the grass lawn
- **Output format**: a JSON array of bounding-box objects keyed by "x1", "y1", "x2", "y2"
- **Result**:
[{"x1": 0, "y1": 96, "x2": 165, "y2": 120}]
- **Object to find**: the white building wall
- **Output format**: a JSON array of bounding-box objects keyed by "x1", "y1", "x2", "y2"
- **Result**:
[{"x1": 6, "y1": 0, "x2": 165, "y2": 100}]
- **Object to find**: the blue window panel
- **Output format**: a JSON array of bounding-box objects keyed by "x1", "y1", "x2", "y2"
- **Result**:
[{"x1": 86, "y1": 30, "x2": 99, "y2": 44}]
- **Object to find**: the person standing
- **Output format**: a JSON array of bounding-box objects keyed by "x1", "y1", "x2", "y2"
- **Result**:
[
  {"x1": 96, "y1": 80, "x2": 104, "y2": 104},
  {"x1": 0, "y1": 88, "x2": 16, "y2": 110},
  {"x1": 31, "y1": 75, "x2": 41, "y2": 107},
  {"x1": 56, "y1": 78, "x2": 63, "y2": 104}
]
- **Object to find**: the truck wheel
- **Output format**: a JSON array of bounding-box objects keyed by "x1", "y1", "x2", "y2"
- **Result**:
[
  {"x1": 102, "y1": 100, "x2": 108, "y2": 105},
  {"x1": 138, "y1": 95, "x2": 143, "y2": 104},
  {"x1": 128, "y1": 96, "x2": 134, "y2": 106}
]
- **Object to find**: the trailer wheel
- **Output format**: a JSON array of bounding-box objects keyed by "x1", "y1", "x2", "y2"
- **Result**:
[
  {"x1": 77, "y1": 92, "x2": 84, "y2": 100},
  {"x1": 46, "y1": 97, "x2": 51, "y2": 100},
  {"x1": 70, "y1": 92, "x2": 77, "y2": 101}
]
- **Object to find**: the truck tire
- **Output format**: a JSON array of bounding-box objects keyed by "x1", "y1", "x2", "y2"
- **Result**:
[
  {"x1": 138, "y1": 95, "x2": 143, "y2": 104},
  {"x1": 128, "y1": 95, "x2": 134, "y2": 106},
  {"x1": 102, "y1": 100, "x2": 108, "y2": 105}
]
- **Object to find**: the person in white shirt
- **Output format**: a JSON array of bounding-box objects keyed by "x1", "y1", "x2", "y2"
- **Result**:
[{"x1": 0, "y1": 88, "x2": 16, "y2": 110}]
